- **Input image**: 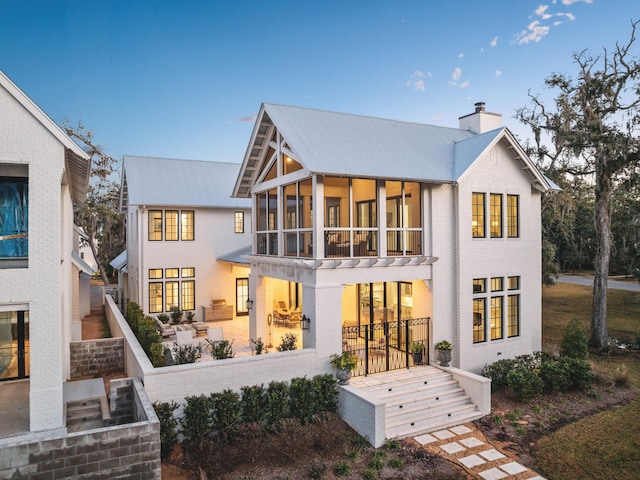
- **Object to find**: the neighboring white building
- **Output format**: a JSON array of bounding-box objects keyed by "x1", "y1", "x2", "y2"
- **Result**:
[
  {"x1": 119, "y1": 156, "x2": 252, "y2": 321},
  {"x1": 232, "y1": 102, "x2": 555, "y2": 374},
  {"x1": 0, "y1": 70, "x2": 90, "y2": 431}
]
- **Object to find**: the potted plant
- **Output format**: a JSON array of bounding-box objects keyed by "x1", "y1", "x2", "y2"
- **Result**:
[
  {"x1": 435, "y1": 340, "x2": 453, "y2": 367},
  {"x1": 330, "y1": 351, "x2": 358, "y2": 385},
  {"x1": 410, "y1": 341, "x2": 425, "y2": 365}
]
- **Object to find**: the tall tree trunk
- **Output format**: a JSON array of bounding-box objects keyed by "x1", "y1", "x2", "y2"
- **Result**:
[
  {"x1": 590, "y1": 165, "x2": 612, "y2": 350},
  {"x1": 89, "y1": 235, "x2": 111, "y2": 287}
]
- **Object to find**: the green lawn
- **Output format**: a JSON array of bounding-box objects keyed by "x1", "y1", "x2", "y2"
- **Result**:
[{"x1": 537, "y1": 283, "x2": 640, "y2": 479}]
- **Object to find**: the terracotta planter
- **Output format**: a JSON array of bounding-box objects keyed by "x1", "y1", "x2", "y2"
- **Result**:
[
  {"x1": 335, "y1": 368, "x2": 352, "y2": 385},
  {"x1": 437, "y1": 349, "x2": 452, "y2": 367}
]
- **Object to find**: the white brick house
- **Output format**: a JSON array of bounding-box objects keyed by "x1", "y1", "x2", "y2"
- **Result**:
[
  {"x1": 0, "y1": 70, "x2": 90, "y2": 431},
  {"x1": 119, "y1": 156, "x2": 252, "y2": 321},
  {"x1": 232, "y1": 102, "x2": 554, "y2": 374}
]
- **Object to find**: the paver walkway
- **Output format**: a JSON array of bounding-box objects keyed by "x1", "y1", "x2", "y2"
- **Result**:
[{"x1": 414, "y1": 423, "x2": 546, "y2": 480}]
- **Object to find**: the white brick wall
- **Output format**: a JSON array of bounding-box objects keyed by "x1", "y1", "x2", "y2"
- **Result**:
[{"x1": 0, "y1": 82, "x2": 73, "y2": 431}]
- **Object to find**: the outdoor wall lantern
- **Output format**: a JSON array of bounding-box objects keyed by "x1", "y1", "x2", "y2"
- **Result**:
[
  {"x1": 246, "y1": 298, "x2": 254, "y2": 310},
  {"x1": 301, "y1": 314, "x2": 311, "y2": 330}
]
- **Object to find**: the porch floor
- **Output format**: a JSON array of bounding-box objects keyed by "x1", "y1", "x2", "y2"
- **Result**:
[
  {"x1": 0, "y1": 379, "x2": 29, "y2": 438},
  {"x1": 162, "y1": 316, "x2": 301, "y2": 360}
]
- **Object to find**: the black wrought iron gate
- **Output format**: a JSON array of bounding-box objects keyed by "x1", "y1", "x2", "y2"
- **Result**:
[{"x1": 342, "y1": 317, "x2": 430, "y2": 377}]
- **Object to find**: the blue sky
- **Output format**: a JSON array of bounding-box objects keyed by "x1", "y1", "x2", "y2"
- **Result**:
[{"x1": 1, "y1": 0, "x2": 637, "y2": 165}]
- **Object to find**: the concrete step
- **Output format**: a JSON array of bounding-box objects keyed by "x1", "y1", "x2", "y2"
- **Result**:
[
  {"x1": 379, "y1": 378, "x2": 460, "y2": 401},
  {"x1": 363, "y1": 371, "x2": 452, "y2": 396},
  {"x1": 386, "y1": 393, "x2": 473, "y2": 425},
  {"x1": 385, "y1": 387, "x2": 467, "y2": 415},
  {"x1": 386, "y1": 404, "x2": 483, "y2": 440}
]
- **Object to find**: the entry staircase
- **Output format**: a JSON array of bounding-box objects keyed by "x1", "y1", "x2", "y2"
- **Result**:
[{"x1": 350, "y1": 365, "x2": 485, "y2": 440}]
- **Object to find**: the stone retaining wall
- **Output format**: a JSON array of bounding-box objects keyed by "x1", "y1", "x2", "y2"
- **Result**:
[
  {"x1": 0, "y1": 378, "x2": 160, "y2": 479},
  {"x1": 70, "y1": 337, "x2": 125, "y2": 379}
]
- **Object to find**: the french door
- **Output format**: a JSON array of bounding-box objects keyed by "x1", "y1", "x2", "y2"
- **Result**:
[{"x1": 0, "y1": 310, "x2": 29, "y2": 380}]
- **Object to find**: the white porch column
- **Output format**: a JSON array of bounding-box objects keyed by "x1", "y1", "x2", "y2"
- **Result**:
[
  {"x1": 248, "y1": 273, "x2": 267, "y2": 343},
  {"x1": 303, "y1": 283, "x2": 344, "y2": 360}
]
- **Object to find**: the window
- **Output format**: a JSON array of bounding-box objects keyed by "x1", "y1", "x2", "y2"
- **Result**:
[
  {"x1": 473, "y1": 298, "x2": 486, "y2": 343},
  {"x1": 0, "y1": 171, "x2": 29, "y2": 264},
  {"x1": 491, "y1": 296, "x2": 503, "y2": 340},
  {"x1": 508, "y1": 276, "x2": 520, "y2": 290},
  {"x1": 181, "y1": 211, "x2": 194, "y2": 240},
  {"x1": 508, "y1": 295, "x2": 520, "y2": 337},
  {"x1": 472, "y1": 193, "x2": 485, "y2": 238},
  {"x1": 165, "y1": 268, "x2": 179, "y2": 278},
  {"x1": 149, "y1": 210, "x2": 163, "y2": 241},
  {"x1": 181, "y1": 267, "x2": 195, "y2": 278},
  {"x1": 149, "y1": 283, "x2": 163, "y2": 313},
  {"x1": 234, "y1": 211, "x2": 244, "y2": 233},
  {"x1": 165, "y1": 281, "x2": 179, "y2": 311},
  {"x1": 490, "y1": 193, "x2": 502, "y2": 238},
  {"x1": 507, "y1": 195, "x2": 519, "y2": 238},
  {"x1": 473, "y1": 278, "x2": 486, "y2": 294},
  {"x1": 385, "y1": 181, "x2": 421, "y2": 256},
  {"x1": 181, "y1": 280, "x2": 195, "y2": 311},
  {"x1": 165, "y1": 211, "x2": 179, "y2": 241},
  {"x1": 491, "y1": 277, "x2": 503, "y2": 292},
  {"x1": 149, "y1": 269, "x2": 163, "y2": 279}
]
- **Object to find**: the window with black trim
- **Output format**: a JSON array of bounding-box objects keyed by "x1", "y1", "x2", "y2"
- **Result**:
[
  {"x1": 507, "y1": 195, "x2": 519, "y2": 238},
  {"x1": 234, "y1": 211, "x2": 244, "y2": 233},
  {"x1": 472, "y1": 193, "x2": 485, "y2": 238},
  {"x1": 490, "y1": 193, "x2": 502, "y2": 238},
  {"x1": 165, "y1": 210, "x2": 179, "y2": 241},
  {"x1": 149, "y1": 210, "x2": 163, "y2": 241},
  {"x1": 474, "y1": 275, "x2": 521, "y2": 343},
  {"x1": 149, "y1": 282, "x2": 163, "y2": 313}
]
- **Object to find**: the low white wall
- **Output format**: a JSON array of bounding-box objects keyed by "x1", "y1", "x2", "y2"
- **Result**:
[
  {"x1": 442, "y1": 366, "x2": 491, "y2": 415},
  {"x1": 104, "y1": 294, "x2": 149, "y2": 379},
  {"x1": 338, "y1": 385, "x2": 386, "y2": 448},
  {"x1": 103, "y1": 294, "x2": 332, "y2": 406}
]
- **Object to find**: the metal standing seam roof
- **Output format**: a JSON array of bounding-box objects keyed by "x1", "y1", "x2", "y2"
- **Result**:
[
  {"x1": 122, "y1": 156, "x2": 251, "y2": 209},
  {"x1": 262, "y1": 103, "x2": 478, "y2": 182}
]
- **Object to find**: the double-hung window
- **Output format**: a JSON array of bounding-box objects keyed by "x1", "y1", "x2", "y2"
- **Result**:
[{"x1": 472, "y1": 193, "x2": 485, "y2": 238}]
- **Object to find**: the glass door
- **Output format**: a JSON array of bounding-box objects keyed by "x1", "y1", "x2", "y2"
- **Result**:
[
  {"x1": 0, "y1": 310, "x2": 29, "y2": 380},
  {"x1": 236, "y1": 278, "x2": 249, "y2": 316}
]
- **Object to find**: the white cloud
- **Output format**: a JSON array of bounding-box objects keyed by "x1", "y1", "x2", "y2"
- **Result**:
[
  {"x1": 452, "y1": 67, "x2": 462, "y2": 81},
  {"x1": 490, "y1": 36, "x2": 498, "y2": 47},
  {"x1": 557, "y1": 12, "x2": 576, "y2": 20},
  {"x1": 459, "y1": 81, "x2": 470, "y2": 89},
  {"x1": 458, "y1": 52, "x2": 464, "y2": 58},
  {"x1": 238, "y1": 113, "x2": 258, "y2": 123},
  {"x1": 407, "y1": 70, "x2": 426, "y2": 91},
  {"x1": 495, "y1": 70, "x2": 502, "y2": 77},
  {"x1": 516, "y1": 20, "x2": 550, "y2": 44},
  {"x1": 562, "y1": 0, "x2": 592, "y2": 4},
  {"x1": 535, "y1": 5, "x2": 552, "y2": 19}
]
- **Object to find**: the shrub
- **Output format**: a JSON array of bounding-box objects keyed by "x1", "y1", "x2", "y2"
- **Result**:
[
  {"x1": 481, "y1": 358, "x2": 517, "y2": 391},
  {"x1": 207, "y1": 339, "x2": 235, "y2": 359},
  {"x1": 539, "y1": 357, "x2": 572, "y2": 393},
  {"x1": 157, "y1": 313, "x2": 170, "y2": 324},
  {"x1": 240, "y1": 384, "x2": 267, "y2": 424},
  {"x1": 561, "y1": 318, "x2": 589, "y2": 360},
  {"x1": 153, "y1": 401, "x2": 178, "y2": 460},
  {"x1": 311, "y1": 374, "x2": 338, "y2": 414},
  {"x1": 289, "y1": 377, "x2": 315, "y2": 423},
  {"x1": 333, "y1": 461, "x2": 351, "y2": 476},
  {"x1": 507, "y1": 367, "x2": 544, "y2": 402},
  {"x1": 250, "y1": 337, "x2": 268, "y2": 354},
  {"x1": 277, "y1": 332, "x2": 298, "y2": 351},
  {"x1": 181, "y1": 395, "x2": 213, "y2": 449},
  {"x1": 563, "y1": 357, "x2": 594, "y2": 390},
  {"x1": 169, "y1": 306, "x2": 183, "y2": 324},
  {"x1": 308, "y1": 460, "x2": 328, "y2": 479},
  {"x1": 210, "y1": 389, "x2": 241, "y2": 437},
  {"x1": 613, "y1": 364, "x2": 630, "y2": 387},
  {"x1": 170, "y1": 343, "x2": 201, "y2": 364},
  {"x1": 149, "y1": 342, "x2": 169, "y2": 367},
  {"x1": 265, "y1": 381, "x2": 290, "y2": 427}
]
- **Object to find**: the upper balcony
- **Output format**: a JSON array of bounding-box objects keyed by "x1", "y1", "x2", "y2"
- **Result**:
[{"x1": 255, "y1": 176, "x2": 423, "y2": 260}]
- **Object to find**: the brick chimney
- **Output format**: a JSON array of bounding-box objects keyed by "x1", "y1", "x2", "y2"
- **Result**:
[{"x1": 458, "y1": 102, "x2": 502, "y2": 134}]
